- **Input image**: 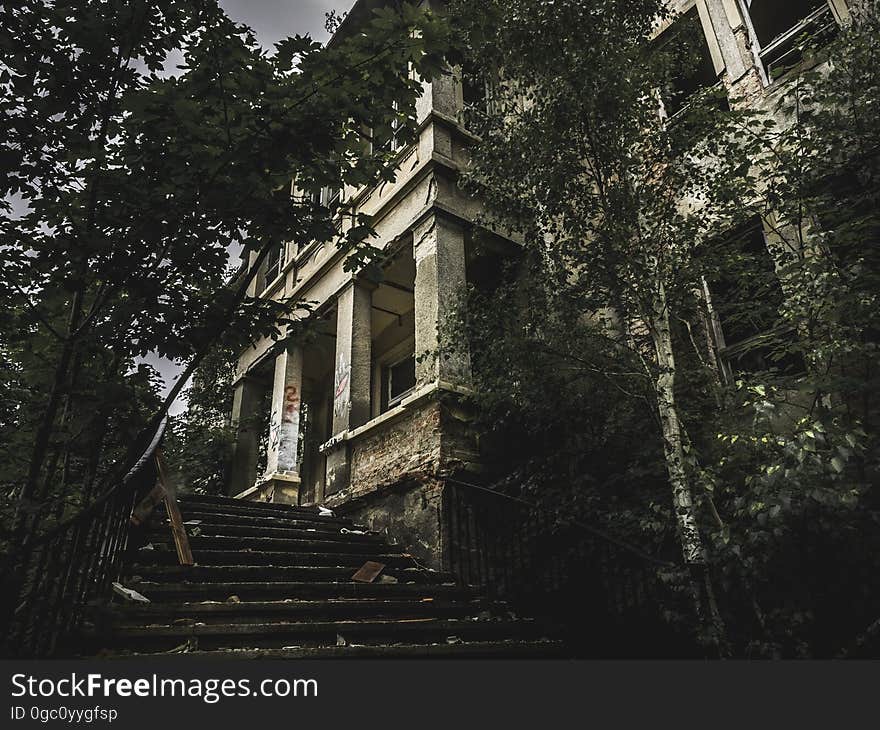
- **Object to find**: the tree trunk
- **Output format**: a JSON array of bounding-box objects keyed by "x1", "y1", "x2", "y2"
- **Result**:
[
  {"x1": 648, "y1": 279, "x2": 729, "y2": 655},
  {"x1": 648, "y1": 281, "x2": 704, "y2": 565}
]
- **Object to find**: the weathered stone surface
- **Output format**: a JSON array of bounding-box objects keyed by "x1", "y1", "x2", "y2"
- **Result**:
[{"x1": 343, "y1": 479, "x2": 445, "y2": 569}]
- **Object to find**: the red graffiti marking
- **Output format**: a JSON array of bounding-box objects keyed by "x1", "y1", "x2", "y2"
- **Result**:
[
  {"x1": 282, "y1": 385, "x2": 299, "y2": 423},
  {"x1": 334, "y1": 372, "x2": 349, "y2": 400}
]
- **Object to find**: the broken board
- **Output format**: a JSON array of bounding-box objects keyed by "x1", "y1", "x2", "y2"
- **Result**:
[{"x1": 351, "y1": 561, "x2": 386, "y2": 583}]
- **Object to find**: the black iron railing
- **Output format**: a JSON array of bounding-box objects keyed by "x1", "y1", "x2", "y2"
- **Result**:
[
  {"x1": 0, "y1": 418, "x2": 169, "y2": 658},
  {"x1": 443, "y1": 478, "x2": 681, "y2": 652}
]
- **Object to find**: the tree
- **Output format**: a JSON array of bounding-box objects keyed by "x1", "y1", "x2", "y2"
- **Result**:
[
  {"x1": 449, "y1": 0, "x2": 880, "y2": 655},
  {"x1": 450, "y1": 0, "x2": 759, "y2": 650},
  {"x1": 695, "y1": 0, "x2": 880, "y2": 657},
  {"x1": 163, "y1": 338, "x2": 238, "y2": 496},
  {"x1": 0, "y1": 0, "x2": 456, "y2": 552}
]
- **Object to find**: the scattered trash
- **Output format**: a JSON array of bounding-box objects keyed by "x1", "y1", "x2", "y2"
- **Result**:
[
  {"x1": 318, "y1": 506, "x2": 335, "y2": 517},
  {"x1": 226, "y1": 595, "x2": 241, "y2": 604},
  {"x1": 351, "y1": 561, "x2": 386, "y2": 583},
  {"x1": 340, "y1": 528, "x2": 366, "y2": 535},
  {"x1": 377, "y1": 575, "x2": 399, "y2": 585},
  {"x1": 336, "y1": 634, "x2": 347, "y2": 647},
  {"x1": 164, "y1": 637, "x2": 198, "y2": 654},
  {"x1": 138, "y1": 543, "x2": 155, "y2": 551},
  {"x1": 446, "y1": 636, "x2": 462, "y2": 645},
  {"x1": 112, "y1": 582, "x2": 150, "y2": 604}
]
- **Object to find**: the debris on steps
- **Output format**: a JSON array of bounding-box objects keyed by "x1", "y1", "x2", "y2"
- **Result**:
[{"x1": 85, "y1": 493, "x2": 562, "y2": 658}]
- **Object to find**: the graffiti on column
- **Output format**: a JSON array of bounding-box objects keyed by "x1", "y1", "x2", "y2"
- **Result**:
[
  {"x1": 282, "y1": 385, "x2": 299, "y2": 423},
  {"x1": 333, "y1": 353, "x2": 351, "y2": 420},
  {"x1": 277, "y1": 383, "x2": 301, "y2": 474}
]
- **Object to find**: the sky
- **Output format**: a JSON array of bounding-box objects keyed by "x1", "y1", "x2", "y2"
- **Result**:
[
  {"x1": 220, "y1": 0, "x2": 350, "y2": 48},
  {"x1": 146, "y1": 0, "x2": 353, "y2": 414}
]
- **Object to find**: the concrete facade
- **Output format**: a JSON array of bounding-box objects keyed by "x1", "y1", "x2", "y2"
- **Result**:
[
  {"x1": 227, "y1": 0, "x2": 857, "y2": 566},
  {"x1": 227, "y1": 0, "x2": 485, "y2": 568}
]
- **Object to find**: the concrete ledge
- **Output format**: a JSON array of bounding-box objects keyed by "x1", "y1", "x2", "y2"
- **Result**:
[
  {"x1": 232, "y1": 485, "x2": 261, "y2": 501},
  {"x1": 317, "y1": 380, "x2": 473, "y2": 455}
]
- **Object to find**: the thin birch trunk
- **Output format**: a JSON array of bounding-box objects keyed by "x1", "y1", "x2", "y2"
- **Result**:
[
  {"x1": 648, "y1": 280, "x2": 705, "y2": 565},
  {"x1": 648, "y1": 279, "x2": 729, "y2": 654}
]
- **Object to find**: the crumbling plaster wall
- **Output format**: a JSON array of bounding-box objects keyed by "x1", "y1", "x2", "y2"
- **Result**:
[{"x1": 324, "y1": 394, "x2": 479, "y2": 568}]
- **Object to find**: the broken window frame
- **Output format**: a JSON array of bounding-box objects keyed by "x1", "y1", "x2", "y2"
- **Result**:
[
  {"x1": 738, "y1": 0, "x2": 845, "y2": 84},
  {"x1": 258, "y1": 240, "x2": 287, "y2": 294},
  {"x1": 653, "y1": 2, "x2": 727, "y2": 121},
  {"x1": 459, "y1": 59, "x2": 501, "y2": 130},
  {"x1": 374, "y1": 100, "x2": 408, "y2": 154},
  {"x1": 699, "y1": 216, "x2": 802, "y2": 382}
]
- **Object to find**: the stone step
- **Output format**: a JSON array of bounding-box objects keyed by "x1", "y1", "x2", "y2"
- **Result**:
[
  {"x1": 95, "y1": 491, "x2": 555, "y2": 658},
  {"x1": 148, "y1": 521, "x2": 383, "y2": 543},
  {"x1": 126, "y1": 564, "x2": 453, "y2": 585},
  {"x1": 177, "y1": 495, "x2": 329, "y2": 519},
  {"x1": 103, "y1": 598, "x2": 489, "y2": 626},
  {"x1": 159, "y1": 509, "x2": 353, "y2": 531},
  {"x1": 128, "y1": 580, "x2": 471, "y2": 602},
  {"x1": 100, "y1": 617, "x2": 540, "y2": 651},
  {"x1": 149, "y1": 535, "x2": 403, "y2": 554},
  {"x1": 132, "y1": 549, "x2": 412, "y2": 568},
  {"x1": 102, "y1": 638, "x2": 565, "y2": 659}
]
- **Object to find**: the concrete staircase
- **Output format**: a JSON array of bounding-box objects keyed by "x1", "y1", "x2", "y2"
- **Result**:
[{"x1": 90, "y1": 494, "x2": 561, "y2": 657}]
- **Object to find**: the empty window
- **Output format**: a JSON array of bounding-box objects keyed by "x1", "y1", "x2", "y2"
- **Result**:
[
  {"x1": 742, "y1": 1, "x2": 838, "y2": 80},
  {"x1": 308, "y1": 187, "x2": 341, "y2": 208},
  {"x1": 385, "y1": 354, "x2": 416, "y2": 407},
  {"x1": 376, "y1": 101, "x2": 405, "y2": 153},
  {"x1": 702, "y1": 217, "x2": 803, "y2": 377},
  {"x1": 261, "y1": 240, "x2": 285, "y2": 290},
  {"x1": 655, "y1": 7, "x2": 723, "y2": 117}
]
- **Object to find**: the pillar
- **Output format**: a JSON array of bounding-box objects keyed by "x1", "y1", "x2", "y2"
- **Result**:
[
  {"x1": 263, "y1": 343, "x2": 304, "y2": 504},
  {"x1": 413, "y1": 212, "x2": 471, "y2": 388},
  {"x1": 704, "y1": 0, "x2": 748, "y2": 83},
  {"x1": 325, "y1": 279, "x2": 373, "y2": 495},
  {"x1": 227, "y1": 375, "x2": 263, "y2": 496}
]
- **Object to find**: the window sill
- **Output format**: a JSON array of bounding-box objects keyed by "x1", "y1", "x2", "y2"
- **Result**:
[{"x1": 318, "y1": 380, "x2": 473, "y2": 454}]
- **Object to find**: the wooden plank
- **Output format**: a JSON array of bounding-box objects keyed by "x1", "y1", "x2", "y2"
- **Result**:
[
  {"x1": 351, "y1": 561, "x2": 386, "y2": 583},
  {"x1": 155, "y1": 449, "x2": 194, "y2": 566}
]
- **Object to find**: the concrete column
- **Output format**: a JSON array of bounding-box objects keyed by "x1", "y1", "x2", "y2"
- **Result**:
[
  {"x1": 227, "y1": 376, "x2": 263, "y2": 496},
  {"x1": 705, "y1": 0, "x2": 748, "y2": 82},
  {"x1": 331, "y1": 280, "x2": 373, "y2": 433},
  {"x1": 263, "y1": 343, "x2": 304, "y2": 504},
  {"x1": 325, "y1": 279, "x2": 373, "y2": 495},
  {"x1": 413, "y1": 212, "x2": 471, "y2": 388}
]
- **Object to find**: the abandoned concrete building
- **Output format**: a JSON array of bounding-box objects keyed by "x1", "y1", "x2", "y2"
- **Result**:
[
  {"x1": 9, "y1": 0, "x2": 873, "y2": 661},
  {"x1": 226, "y1": 0, "x2": 857, "y2": 570}
]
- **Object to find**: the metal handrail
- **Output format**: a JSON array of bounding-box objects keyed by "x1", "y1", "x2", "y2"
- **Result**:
[
  {"x1": 442, "y1": 476, "x2": 675, "y2": 626},
  {"x1": 1, "y1": 416, "x2": 170, "y2": 657},
  {"x1": 445, "y1": 476, "x2": 675, "y2": 567},
  {"x1": 2, "y1": 418, "x2": 169, "y2": 568}
]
